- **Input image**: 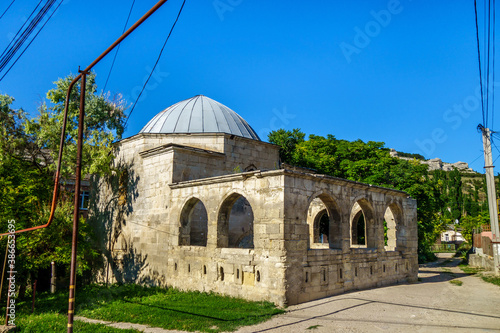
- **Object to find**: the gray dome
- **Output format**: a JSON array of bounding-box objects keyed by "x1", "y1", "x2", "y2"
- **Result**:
[{"x1": 139, "y1": 95, "x2": 260, "y2": 141}]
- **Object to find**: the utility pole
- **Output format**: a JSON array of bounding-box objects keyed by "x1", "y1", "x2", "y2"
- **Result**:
[
  {"x1": 480, "y1": 126, "x2": 500, "y2": 274},
  {"x1": 61, "y1": 1, "x2": 170, "y2": 332}
]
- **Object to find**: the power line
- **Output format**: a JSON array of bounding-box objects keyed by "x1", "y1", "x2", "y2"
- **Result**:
[
  {"x1": 475, "y1": 0, "x2": 487, "y2": 127},
  {"x1": 493, "y1": 0, "x2": 496, "y2": 130},
  {"x1": 470, "y1": 151, "x2": 486, "y2": 167},
  {"x1": 123, "y1": 0, "x2": 186, "y2": 128},
  {"x1": 0, "y1": 0, "x2": 16, "y2": 20},
  {"x1": 486, "y1": 0, "x2": 491, "y2": 128},
  {"x1": 0, "y1": 0, "x2": 63, "y2": 81},
  {"x1": 0, "y1": 0, "x2": 44, "y2": 62},
  {"x1": 103, "y1": 0, "x2": 136, "y2": 93},
  {"x1": 490, "y1": 135, "x2": 500, "y2": 164}
]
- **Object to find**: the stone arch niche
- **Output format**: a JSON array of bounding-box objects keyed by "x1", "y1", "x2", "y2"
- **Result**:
[
  {"x1": 217, "y1": 193, "x2": 254, "y2": 249},
  {"x1": 306, "y1": 193, "x2": 342, "y2": 249},
  {"x1": 350, "y1": 198, "x2": 376, "y2": 249},
  {"x1": 179, "y1": 197, "x2": 208, "y2": 246},
  {"x1": 384, "y1": 202, "x2": 404, "y2": 251}
]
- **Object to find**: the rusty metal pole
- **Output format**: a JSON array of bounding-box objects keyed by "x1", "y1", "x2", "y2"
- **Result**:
[
  {"x1": 50, "y1": 261, "x2": 56, "y2": 293},
  {"x1": 63, "y1": 1, "x2": 171, "y2": 331},
  {"x1": 31, "y1": 280, "x2": 37, "y2": 313},
  {"x1": 67, "y1": 70, "x2": 87, "y2": 333},
  {"x1": 0, "y1": 0, "x2": 170, "y2": 238}
]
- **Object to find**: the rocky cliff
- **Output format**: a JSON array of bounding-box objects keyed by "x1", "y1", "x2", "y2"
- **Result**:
[{"x1": 389, "y1": 149, "x2": 474, "y2": 173}]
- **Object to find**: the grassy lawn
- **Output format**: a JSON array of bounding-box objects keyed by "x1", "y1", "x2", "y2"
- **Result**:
[
  {"x1": 3, "y1": 284, "x2": 285, "y2": 332},
  {"x1": 16, "y1": 313, "x2": 139, "y2": 332}
]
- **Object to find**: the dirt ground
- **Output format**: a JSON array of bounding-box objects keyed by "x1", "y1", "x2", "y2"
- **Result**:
[{"x1": 236, "y1": 256, "x2": 500, "y2": 333}]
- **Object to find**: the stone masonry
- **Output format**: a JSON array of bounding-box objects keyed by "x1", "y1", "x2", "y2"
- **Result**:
[{"x1": 91, "y1": 131, "x2": 418, "y2": 307}]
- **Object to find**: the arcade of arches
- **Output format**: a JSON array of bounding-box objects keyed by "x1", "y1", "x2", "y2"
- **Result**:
[{"x1": 94, "y1": 96, "x2": 418, "y2": 307}]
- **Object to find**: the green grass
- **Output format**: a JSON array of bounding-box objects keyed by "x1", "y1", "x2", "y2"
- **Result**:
[
  {"x1": 16, "y1": 312, "x2": 139, "y2": 332},
  {"x1": 306, "y1": 324, "x2": 322, "y2": 329},
  {"x1": 459, "y1": 264, "x2": 500, "y2": 288},
  {"x1": 3, "y1": 284, "x2": 285, "y2": 332},
  {"x1": 458, "y1": 264, "x2": 483, "y2": 275},
  {"x1": 449, "y1": 280, "x2": 463, "y2": 286},
  {"x1": 481, "y1": 274, "x2": 500, "y2": 287}
]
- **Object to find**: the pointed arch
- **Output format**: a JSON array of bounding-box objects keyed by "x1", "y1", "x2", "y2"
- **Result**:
[
  {"x1": 384, "y1": 202, "x2": 404, "y2": 251},
  {"x1": 217, "y1": 193, "x2": 254, "y2": 248},
  {"x1": 179, "y1": 197, "x2": 208, "y2": 246},
  {"x1": 306, "y1": 191, "x2": 342, "y2": 249},
  {"x1": 350, "y1": 198, "x2": 376, "y2": 248}
]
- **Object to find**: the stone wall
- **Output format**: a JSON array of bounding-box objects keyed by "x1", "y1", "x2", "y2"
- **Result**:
[
  {"x1": 92, "y1": 134, "x2": 418, "y2": 307},
  {"x1": 281, "y1": 170, "x2": 418, "y2": 305}
]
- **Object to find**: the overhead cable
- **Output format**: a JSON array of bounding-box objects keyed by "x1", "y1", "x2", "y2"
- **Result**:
[
  {"x1": 103, "y1": 0, "x2": 137, "y2": 92},
  {"x1": 0, "y1": 0, "x2": 16, "y2": 20},
  {"x1": 0, "y1": 0, "x2": 62, "y2": 81},
  {"x1": 475, "y1": 0, "x2": 487, "y2": 127},
  {"x1": 124, "y1": 0, "x2": 186, "y2": 128}
]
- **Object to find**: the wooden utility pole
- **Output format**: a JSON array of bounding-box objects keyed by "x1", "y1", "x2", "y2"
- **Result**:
[{"x1": 480, "y1": 126, "x2": 500, "y2": 274}]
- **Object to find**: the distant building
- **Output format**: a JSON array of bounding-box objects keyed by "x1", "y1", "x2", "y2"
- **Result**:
[{"x1": 440, "y1": 225, "x2": 465, "y2": 244}]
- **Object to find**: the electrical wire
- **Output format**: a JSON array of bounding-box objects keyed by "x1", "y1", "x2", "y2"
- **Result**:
[
  {"x1": 470, "y1": 151, "x2": 486, "y2": 168},
  {"x1": 475, "y1": 0, "x2": 487, "y2": 127},
  {"x1": 492, "y1": 0, "x2": 496, "y2": 131},
  {"x1": 0, "y1": 0, "x2": 55, "y2": 71},
  {"x1": 0, "y1": 0, "x2": 63, "y2": 81},
  {"x1": 0, "y1": 0, "x2": 56, "y2": 74},
  {"x1": 0, "y1": 1, "x2": 42, "y2": 60},
  {"x1": 123, "y1": 0, "x2": 186, "y2": 128},
  {"x1": 490, "y1": 135, "x2": 500, "y2": 164},
  {"x1": 486, "y1": 0, "x2": 491, "y2": 128},
  {"x1": 0, "y1": 0, "x2": 16, "y2": 20},
  {"x1": 103, "y1": 0, "x2": 136, "y2": 93},
  {"x1": 0, "y1": 0, "x2": 44, "y2": 63}
]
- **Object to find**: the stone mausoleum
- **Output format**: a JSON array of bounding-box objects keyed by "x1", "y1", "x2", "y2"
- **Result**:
[{"x1": 92, "y1": 95, "x2": 418, "y2": 306}]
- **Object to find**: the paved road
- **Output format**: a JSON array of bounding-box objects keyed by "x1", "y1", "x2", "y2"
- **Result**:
[{"x1": 236, "y1": 257, "x2": 500, "y2": 333}]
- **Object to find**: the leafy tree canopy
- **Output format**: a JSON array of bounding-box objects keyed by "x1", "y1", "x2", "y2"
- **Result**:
[{"x1": 0, "y1": 73, "x2": 126, "y2": 292}]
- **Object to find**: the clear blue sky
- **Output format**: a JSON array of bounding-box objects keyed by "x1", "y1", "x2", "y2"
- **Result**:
[{"x1": 0, "y1": 0, "x2": 496, "y2": 172}]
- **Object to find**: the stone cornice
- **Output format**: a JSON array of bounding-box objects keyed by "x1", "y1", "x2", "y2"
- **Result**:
[
  {"x1": 169, "y1": 168, "x2": 410, "y2": 197},
  {"x1": 139, "y1": 143, "x2": 225, "y2": 159}
]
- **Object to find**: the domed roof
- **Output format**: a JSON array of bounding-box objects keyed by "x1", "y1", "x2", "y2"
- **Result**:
[{"x1": 139, "y1": 95, "x2": 260, "y2": 141}]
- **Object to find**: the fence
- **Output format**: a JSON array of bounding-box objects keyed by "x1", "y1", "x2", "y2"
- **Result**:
[
  {"x1": 431, "y1": 244, "x2": 457, "y2": 252},
  {"x1": 473, "y1": 225, "x2": 494, "y2": 257}
]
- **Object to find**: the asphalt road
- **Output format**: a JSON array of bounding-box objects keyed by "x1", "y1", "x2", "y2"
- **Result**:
[{"x1": 236, "y1": 256, "x2": 500, "y2": 333}]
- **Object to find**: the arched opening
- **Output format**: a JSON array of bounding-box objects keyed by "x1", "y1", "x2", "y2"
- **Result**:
[
  {"x1": 218, "y1": 194, "x2": 254, "y2": 248},
  {"x1": 384, "y1": 203, "x2": 403, "y2": 251},
  {"x1": 315, "y1": 210, "x2": 330, "y2": 244},
  {"x1": 350, "y1": 199, "x2": 376, "y2": 248},
  {"x1": 179, "y1": 198, "x2": 208, "y2": 246},
  {"x1": 351, "y1": 210, "x2": 366, "y2": 246},
  {"x1": 307, "y1": 194, "x2": 342, "y2": 249}
]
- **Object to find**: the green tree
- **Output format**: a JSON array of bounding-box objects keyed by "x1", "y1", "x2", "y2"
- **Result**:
[
  {"x1": 460, "y1": 214, "x2": 489, "y2": 244},
  {"x1": 270, "y1": 129, "x2": 446, "y2": 262},
  {"x1": 0, "y1": 73, "x2": 125, "y2": 294},
  {"x1": 268, "y1": 128, "x2": 305, "y2": 164},
  {"x1": 447, "y1": 169, "x2": 463, "y2": 221}
]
